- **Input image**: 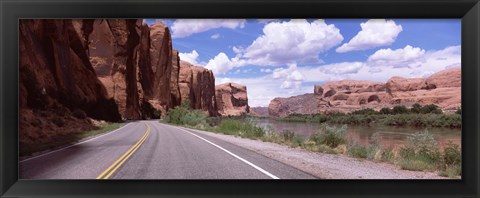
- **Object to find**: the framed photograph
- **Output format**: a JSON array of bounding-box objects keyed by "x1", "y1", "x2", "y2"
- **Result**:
[{"x1": 1, "y1": 0, "x2": 479, "y2": 197}]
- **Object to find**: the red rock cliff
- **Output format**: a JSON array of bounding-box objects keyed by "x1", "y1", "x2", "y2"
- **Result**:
[
  {"x1": 179, "y1": 61, "x2": 218, "y2": 116},
  {"x1": 269, "y1": 68, "x2": 461, "y2": 117},
  {"x1": 19, "y1": 19, "x2": 122, "y2": 152},
  {"x1": 215, "y1": 83, "x2": 250, "y2": 116}
]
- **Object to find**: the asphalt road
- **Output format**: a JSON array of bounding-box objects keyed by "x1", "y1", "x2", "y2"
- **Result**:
[{"x1": 19, "y1": 120, "x2": 316, "y2": 179}]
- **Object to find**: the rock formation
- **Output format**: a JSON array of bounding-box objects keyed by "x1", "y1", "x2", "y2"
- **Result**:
[
  {"x1": 179, "y1": 61, "x2": 218, "y2": 116},
  {"x1": 19, "y1": 19, "x2": 223, "y2": 155},
  {"x1": 215, "y1": 83, "x2": 250, "y2": 116},
  {"x1": 19, "y1": 19, "x2": 122, "y2": 151},
  {"x1": 85, "y1": 20, "x2": 212, "y2": 118},
  {"x1": 268, "y1": 68, "x2": 461, "y2": 117}
]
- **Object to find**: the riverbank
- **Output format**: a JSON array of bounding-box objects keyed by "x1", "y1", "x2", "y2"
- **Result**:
[
  {"x1": 163, "y1": 102, "x2": 461, "y2": 178},
  {"x1": 178, "y1": 125, "x2": 448, "y2": 179},
  {"x1": 277, "y1": 104, "x2": 461, "y2": 128}
]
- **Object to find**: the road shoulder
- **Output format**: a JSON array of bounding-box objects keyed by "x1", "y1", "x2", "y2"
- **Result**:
[{"x1": 174, "y1": 125, "x2": 447, "y2": 179}]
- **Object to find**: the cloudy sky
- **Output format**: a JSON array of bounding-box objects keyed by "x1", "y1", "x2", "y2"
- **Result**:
[{"x1": 144, "y1": 19, "x2": 461, "y2": 107}]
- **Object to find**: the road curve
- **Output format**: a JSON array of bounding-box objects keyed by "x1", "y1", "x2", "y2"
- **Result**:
[{"x1": 20, "y1": 120, "x2": 316, "y2": 179}]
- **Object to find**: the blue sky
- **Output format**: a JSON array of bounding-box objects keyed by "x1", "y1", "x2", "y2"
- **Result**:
[{"x1": 144, "y1": 19, "x2": 461, "y2": 107}]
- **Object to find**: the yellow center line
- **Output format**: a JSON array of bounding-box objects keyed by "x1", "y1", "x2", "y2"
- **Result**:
[{"x1": 96, "y1": 123, "x2": 151, "y2": 179}]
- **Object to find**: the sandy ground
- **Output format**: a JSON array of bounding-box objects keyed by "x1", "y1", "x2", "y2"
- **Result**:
[{"x1": 186, "y1": 127, "x2": 450, "y2": 179}]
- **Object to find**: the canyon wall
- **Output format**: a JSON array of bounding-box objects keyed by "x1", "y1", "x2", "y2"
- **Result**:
[
  {"x1": 269, "y1": 68, "x2": 461, "y2": 117},
  {"x1": 179, "y1": 61, "x2": 218, "y2": 116},
  {"x1": 85, "y1": 19, "x2": 216, "y2": 118},
  {"x1": 19, "y1": 19, "x2": 122, "y2": 148},
  {"x1": 215, "y1": 83, "x2": 250, "y2": 116},
  {"x1": 19, "y1": 19, "x2": 220, "y2": 152}
]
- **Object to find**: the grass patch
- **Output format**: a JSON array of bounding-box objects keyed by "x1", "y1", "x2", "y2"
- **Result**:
[
  {"x1": 347, "y1": 144, "x2": 368, "y2": 158},
  {"x1": 20, "y1": 122, "x2": 123, "y2": 157}
]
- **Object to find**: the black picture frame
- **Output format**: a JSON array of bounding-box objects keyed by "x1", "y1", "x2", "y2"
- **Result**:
[{"x1": 1, "y1": 0, "x2": 479, "y2": 197}]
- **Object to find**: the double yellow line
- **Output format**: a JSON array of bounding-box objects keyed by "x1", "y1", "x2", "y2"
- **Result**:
[{"x1": 96, "y1": 123, "x2": 151, "y2": 179}]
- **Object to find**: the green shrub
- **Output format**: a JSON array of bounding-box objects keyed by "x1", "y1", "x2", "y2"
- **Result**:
[
  {"x1": 291, "y1": 135, "x2": 305, "y2": 148},
  {"x1": 311, "y1": 124, "x2": 347, "y2": 148},
  {"x1": 351, "y1": 108, "x2": 378, "y2": 115},
  {"x1": 420, "y1": 104, "x2": 442, "y2": 114},
  {"x1": 439, "y1": 164, "x2": 461, "y2": 178},
  {"x1": 347, "y1": 144, "x2": 368, "y2": 158},
  {"x1": 164, "y1": 101, "x2": 190, "y2": 125},
  {"x1": 411, "y1": 103, "x2": 422, "y2": 114},
  {"x1": 392, "y1": 105, "x2": 410, "y2": 114},
  {"x1": 380, "y1": 107, "x2": 392, "y2": 114},
  {"x1": 216, "y1": 119, "x2": 265, "y2": 139},
  {"x1": 280, "y1": 130, "x2": 295, "y2": 142},
  {"x1": 398, "y1": 130, "x2": 442, "y2": 171},
  {"x1": 442, "y1": 142, "x2": 461, "y2": 168},
  {"x1": 180, "y1": 110, "x2": 207, "y2": 127},
  {"x1": 381, "y1": 149, "x2": 395, "y2": 163}
]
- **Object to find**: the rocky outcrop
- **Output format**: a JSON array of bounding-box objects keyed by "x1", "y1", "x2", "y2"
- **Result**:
[
  {"x1": 215, "y1": 83, "x2": 250, "y2": 116},
  {"x1": 179, "y1": 61, "x2": 218, "y2": 116},
  {"x1": 19, "y1": 19, "x2": 122, "y2": 152},
  {"x1": 268, "y1": 68, "x2": 461, "y2": 117},
  {"x1": 269, "y1": 94, "x2": 323, "y2": 117}
]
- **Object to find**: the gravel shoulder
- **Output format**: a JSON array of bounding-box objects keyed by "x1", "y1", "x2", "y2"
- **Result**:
[{"x1": 184, "y1": 127, "x2": 449, "y2": 179}]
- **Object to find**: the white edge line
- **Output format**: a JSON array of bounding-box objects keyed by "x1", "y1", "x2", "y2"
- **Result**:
[
  {"x1": 174, "y1": 126, "x2": 280, "y2": 179},
  {"x1": 20, "y1": 122, "x2": 133, "y2": 163}
]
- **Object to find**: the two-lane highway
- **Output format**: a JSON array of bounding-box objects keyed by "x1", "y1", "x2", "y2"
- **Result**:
[{"x1": 20, "y1": 120, "x2": 316, "y2": 179}]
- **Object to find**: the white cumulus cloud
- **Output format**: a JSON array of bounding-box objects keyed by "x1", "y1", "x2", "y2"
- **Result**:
[
  {"x1": 272, "y1": 64, "x2": 304, "y2": 89},
  {"x1": 367, "y1": 45, "x2": 426, "y2": 67},
  {"x1": 179, "y1": 50, "x2": 200, "y2": 65},
  {"x1": 205, "y1": 53, "x2": 246, "y2": 75},
  {"x1": 171, "y1": 19, "x2": 246, "y2": 38},
  {"x1": 243, "y1": 19, "x2": 344, "y2": 66},
  {"x1": 336, "y1": 19, "x2": 403, "y2": 53}
]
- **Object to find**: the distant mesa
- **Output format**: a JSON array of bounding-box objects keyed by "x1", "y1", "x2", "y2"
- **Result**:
[
  {"x1": 250, "y1": 107, "x2": 269, "y2": 117},
  {"x1": 268, "y1": 67, "x2": 461, "y2": 117}
]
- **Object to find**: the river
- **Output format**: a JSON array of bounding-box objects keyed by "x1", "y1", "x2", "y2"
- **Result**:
[{"x1": 252, "y1": 118, "x2": 461, "y2": 149}]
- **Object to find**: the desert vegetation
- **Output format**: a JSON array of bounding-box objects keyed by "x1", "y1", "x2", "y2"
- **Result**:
[
  {"x1": 163, "y1": 102, "x2": 461, "y2": 178},
  {"x1": 277, "y1": 104, "x2": 461, "y2": 128}
]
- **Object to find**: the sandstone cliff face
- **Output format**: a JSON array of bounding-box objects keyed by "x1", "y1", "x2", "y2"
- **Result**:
[
  {"x1": 149, "y1": 22, "x2": 173, "y2": 111},
  {"x1": 170, "y1": 49, "x2": 182, "y2": 107},
  {"x1": 19, "y1": 19, "x2": 222, "y2": 155},
  {"x1": 87, "y1": 20, "x2": 181, "y2": 119},
  {"x1": 87, "y1": 19, "x2": 144, "y2": 120},
  {"x1": 19, "y1": 19, "x2": 121, "y2": 150},
  {"x1": 268, "y1": 68, "x2": 461, "y2": 117},
  {"x1": 179, "y1": 61, "x2": 218, "y2": 116},
  {"x1": 215, "y1": 83, "x2": 250, "y2": 116}
]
